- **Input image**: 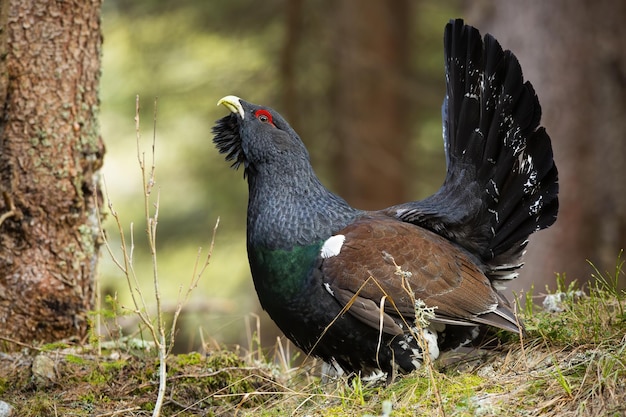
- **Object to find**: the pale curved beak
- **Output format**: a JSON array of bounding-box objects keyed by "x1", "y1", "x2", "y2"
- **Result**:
[{"x1": 217, "y1": 95, "x2": 245, "y2": 119}]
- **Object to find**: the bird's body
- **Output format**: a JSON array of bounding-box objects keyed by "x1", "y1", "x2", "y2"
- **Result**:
[{"x1": 212, "y1": 19, "x2": 558, "y2": 381}]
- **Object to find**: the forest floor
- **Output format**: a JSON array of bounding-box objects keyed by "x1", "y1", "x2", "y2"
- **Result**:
[{"x1": 1, "y1": 272, "x2": 625, "y2": 417}]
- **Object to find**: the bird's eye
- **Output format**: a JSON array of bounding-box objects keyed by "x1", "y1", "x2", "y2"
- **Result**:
[{"x1": 254, "y1": 109, "x2": 274, "y2": 125}]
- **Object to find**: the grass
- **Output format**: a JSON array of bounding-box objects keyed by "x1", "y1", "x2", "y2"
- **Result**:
[{"x1": 1, "y1": 264, "x2": 624, "y2": 416}]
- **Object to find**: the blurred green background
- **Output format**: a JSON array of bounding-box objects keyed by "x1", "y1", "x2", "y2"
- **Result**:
[{"x1": 98, "y1": 0, "x2": 463, "y2": 352}]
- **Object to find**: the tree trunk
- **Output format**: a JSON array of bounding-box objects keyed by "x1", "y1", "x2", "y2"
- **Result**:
[
  {"x1": 468, "y1": 0, "x2": 626, "y2": 294},
  {"x1": 0, "y1": 0, "x2": 104, "y2": 349},
  {"x1": 330, "y1": 0, "x2": 413, "y2": 210},
  {"x1": 279, "y1": 0, "x2": 304, "y2": 131}
]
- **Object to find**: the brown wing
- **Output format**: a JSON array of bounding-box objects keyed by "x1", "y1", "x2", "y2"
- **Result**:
[{"x1": 321, "y1": 215, "x2": 519, "y2": 335}]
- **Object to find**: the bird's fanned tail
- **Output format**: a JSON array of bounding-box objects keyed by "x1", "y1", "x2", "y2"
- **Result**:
[{"x1": 388, "y1": 19, "x2": 558, "y2": 284}]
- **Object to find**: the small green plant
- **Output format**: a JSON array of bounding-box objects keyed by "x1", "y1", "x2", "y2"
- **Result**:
[
  {"x1": 589, "y1": 250, "x2": 625, "y2": 318},
  {"x1": 551, "y1": 358, "x2": 573, "y2": 397},
  {"x1": 349, "y1": 374, "x2": 366, "y2": 406},
  {"x1": 363, "y1": 399, "x2": 393, "y2": 417}
]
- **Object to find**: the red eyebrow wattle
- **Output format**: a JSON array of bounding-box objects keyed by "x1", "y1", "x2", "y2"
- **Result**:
[{"x1": 254, "y1": 109, "x2": 274, "y2": 125}]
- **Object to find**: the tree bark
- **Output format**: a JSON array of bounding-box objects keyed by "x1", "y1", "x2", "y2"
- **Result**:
[
  {"x1": 0, "y1": 0, "x2": 104, "y2": 348},
  {"x1": 468, "y1": 0, "x2": 626, "y2": 294},
  {"x1": 330, "y1": 0, "x2": 413, "y2": 210}
]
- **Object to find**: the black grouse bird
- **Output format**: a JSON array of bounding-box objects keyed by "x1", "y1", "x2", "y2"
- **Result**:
[{"x1": 212, "y1": 19, "x2": 558, "y2": 381}]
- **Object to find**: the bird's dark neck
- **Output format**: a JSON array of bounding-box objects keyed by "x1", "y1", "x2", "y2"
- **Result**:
[
  {"x1": 246, "y1": 167, "x2": 360, "y2": 250},
  {"x1": 245, "y1": 167, "x2": 359, "y2": 304}
]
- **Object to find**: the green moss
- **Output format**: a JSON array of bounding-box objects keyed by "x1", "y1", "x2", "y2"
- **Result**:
[
  {"x1": 65, "y1": 354, "x2": 88, "y2": 365},
  {"x1": 40, "y1": 341, "x2": 71, "y2": 351},
  {"x1": 16, "y1": 394, "x2": 57, "y2": 417},
  {"x1": 101, "y1": 359, "x2": 127, "y2": 373},
  {"x1": 83, "y1": 358, "x2": 127, "y2": 385},
  {"x1": 0, "y1": 377, "x2": 8, "y2": 396},
  {"x1": 162, "y1": 350, "x2": 274, "y2": 409},
  {"x1": 173, "y1": 351, "x2": 204, "y2": 367},
  {"x1": 205, "y1": 350, "x2": 245, "y2": 370},
  {"x1": 77, "y1": 223, "x2": 97, "y2": 258},
  {"x1": 78, "y1": 391, "x2": 97, "y2": 404},
  {"x1": 526, "y1": 379, "x2": 548, "y2": 396}
]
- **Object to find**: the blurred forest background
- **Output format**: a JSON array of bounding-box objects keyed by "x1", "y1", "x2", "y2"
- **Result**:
[{"x1": 98, "y1": 0, "x2": 626, "y2": 352}]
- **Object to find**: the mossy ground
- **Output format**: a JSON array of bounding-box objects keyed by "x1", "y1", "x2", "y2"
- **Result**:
[
  {"x1": 1, "y1": 272, "x2": 625, "y2": 416},
  {"x1": 0, "y1": 347, "x2": 280, "y2": 416}
]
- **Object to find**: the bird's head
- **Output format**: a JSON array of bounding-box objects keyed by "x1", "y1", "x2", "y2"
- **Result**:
[{"x1": 212, "y1": 95, "x2": 310, "y2": 178}]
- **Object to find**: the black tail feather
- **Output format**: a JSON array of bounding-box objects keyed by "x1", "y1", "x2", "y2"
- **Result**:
[{"x1": 388, "y1": 19, "x2": 558, "y2": 282}]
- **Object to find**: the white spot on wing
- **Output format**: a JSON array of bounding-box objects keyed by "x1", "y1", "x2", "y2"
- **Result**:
[
  {"x1": 422, "y1": 328, "x2": 440, "y2": 361},
  {"x1": 323, "y1": 282, "x2": 335, "y2": 296},
  {"x1": 401, "y1": 327, "x2": 440, "y2": 370},
  {"x1": 320, "y1": 235, "x2": 345, "y2": 258}
]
